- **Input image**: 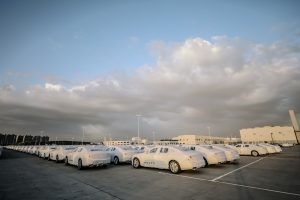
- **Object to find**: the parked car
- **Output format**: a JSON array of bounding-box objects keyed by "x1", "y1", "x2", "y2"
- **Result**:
[
  {"x1": 270, "y1": 144, "x2": 282, "y2": 152},
  {"x1": 281, "y1": 143, "x2": 294, "y2": 147},
  {"x1": 235, "y1": 144, "x2": 267, "y2": 156},
  {"x1": 0, "y1": 146, "x2": 3, "y2": 157},
  {"x1": 212, "y1": 144, "x2": 240, "y2": 162},
  {"x1": 257, "y1": 144, "x2": 276, "y2": 154},
  {"x1": 49, "y1": 146, "x2": 77, "y2": 162},
  {"x1": 38, "y1": 146, "x2": 57, "y2": 159},
  {"x1": 65, "y1": 146, "x2": 110, "y2": 170},
  {"x1": 106, "y1": 146, "x2": 140, "y2": 165},
  {"x1": 187, "y1": 145, "x2": 227, "y2": 166},
  {"x1": 131, "y1": 146, "x2": 206, "y2": 174}
]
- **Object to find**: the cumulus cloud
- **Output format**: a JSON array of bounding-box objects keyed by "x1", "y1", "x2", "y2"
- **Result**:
[{"x1": 1, "y1": 36, "x2": 300, "y2": 141}]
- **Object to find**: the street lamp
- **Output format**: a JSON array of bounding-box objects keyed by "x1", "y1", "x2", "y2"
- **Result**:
[
  {"x1": 136, "y1": 114, "x2": 142, "y2": 142},
  {"x1": 152, "y1": 131, "x2": 156, "y2": 142},
  {"x1": 82, "y1": 127, "x2": 85, "y2": 145},
  {"x1": 40, "y1": 130, "x2": 44, "y2": 145},
  {"x1": 207, "y1": 126, "x2": 211, "y2": 144}
]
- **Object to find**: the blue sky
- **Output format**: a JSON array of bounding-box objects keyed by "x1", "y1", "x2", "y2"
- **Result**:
[
  {"x1": 0, "y1": 0, "x2": 300, "y2": 139},
  {"x1": 0, "y1": 0, "x2": 299, "y2": 87}
]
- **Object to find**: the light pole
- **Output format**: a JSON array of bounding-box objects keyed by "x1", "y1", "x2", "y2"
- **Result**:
[
  {"x1": 40, "y1": 130, "x2": 44, "y2": 145},
  {"x1": 82, "y1": 127, "x2": 85, "y2": 145},
  {"x1": 207, "y1": 126, "x2": 211, "y2": 144},
  {"x1": 152, "y1": 131, "x2": 156, "y2": 142},
  {"x1": 136, "y1": 114, "x2": 142, "y2": 142}
]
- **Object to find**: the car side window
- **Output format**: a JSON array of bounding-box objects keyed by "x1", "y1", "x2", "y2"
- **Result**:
[
  {"x1": 159, "y1": 148, "x2": 168, "y2": 153},
  {"x1": 236, "y1": 145, "x2": 241, "y2": 147},
  {"x1": 150, "y1": 148, "x2": 158, "y2": 153},
  {"x1": 245, "y1": 145, "x2": 249, "y2": 147}
]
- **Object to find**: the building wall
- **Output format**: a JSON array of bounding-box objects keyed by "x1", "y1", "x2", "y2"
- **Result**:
[
  {"x1": 240, "y1": 126, "x2": 297, "y2": 144},
  {"x1": 103, "y1": 140, "x2": 131, "y2": 146},
  {"x1": 172, "y1": 135, "x2": 240, "y2": 145}
]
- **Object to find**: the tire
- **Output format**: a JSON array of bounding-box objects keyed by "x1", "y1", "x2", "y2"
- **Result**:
[
  {"x1": 78, "y1": 159, "x2": 83, "y2": 170},
  {"x1": 251, "y1": 150, "x2": 259, "y2": 157},
  {"x1": 65, "y1": 157, "x2": 69, "y2": 166},
  {"x1": 56, "y1": 155, "x2": 59, "y2": 163},
  {"x1": 113, "y1": 156, "x2": 119, "y2": 165},
  {"x1": 203, "y1": 157, "x2": 208, "y2": 167},
  {"x1": 169, "y1": 160, "x2": 181, "y2": 174},
  {"x1": 132, "y1": 158, "x2": 140, "y2": 168}
]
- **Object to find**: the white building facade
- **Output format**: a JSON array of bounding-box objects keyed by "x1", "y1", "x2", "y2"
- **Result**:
[
  {"x1": 172, "y1": 135, "x2": 240, "y2": 145},
  {"x1": 240, "y1": 126, "x2": 297, "y2": 144}
]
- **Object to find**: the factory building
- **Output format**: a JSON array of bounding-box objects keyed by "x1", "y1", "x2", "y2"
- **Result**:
[
  {"x1": 240, "y1": 126, "x2": 297, "y2": 144},
  {"x1": 172, "y1": 135, "x2": 241, "y2": 145},
  {"x1": 240, "y1": 110, "x2": 300, "y2": 144}
]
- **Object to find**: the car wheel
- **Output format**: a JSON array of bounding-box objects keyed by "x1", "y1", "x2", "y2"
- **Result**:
[
  {"x1": 132, "y1": 158, "x2": 140, "y2": 168},
  {"x1": 113, "y1": 156, "x2": 119, "y2": 165},
  {"x1": 78, "y1": 159, "x2": 83, "y2": 170},
  {"x1": 251, "y1": 150, "x2": 259, "y2": 157},
  {"x1": 169, "y1": 160, "x2": 181, "y2": 174},
  {"x1": 56, "y1": 155, "x2": 59, "y2": 163},
  {"x1": 65, "y1": 157, "x2": 69, "y2": 165},
  {"x1": 203, "y1": 157, "x2": 208, "y2": 167}
]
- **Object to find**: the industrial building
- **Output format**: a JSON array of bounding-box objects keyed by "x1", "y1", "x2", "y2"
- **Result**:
[
  {"x1": 240, "y1": 110, "x2": 300, "y2": 144},
  {"x1": 240, "y1": 126, "x2": 297, "y2": 144},
  {"x1": 172, "y1": 135, "x2": 241, "y2": 145}
]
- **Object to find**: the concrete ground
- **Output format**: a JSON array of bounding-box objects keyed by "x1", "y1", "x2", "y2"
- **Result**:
[{"x1": 0, "y1": 146, "x2": 300, "y2": 200}]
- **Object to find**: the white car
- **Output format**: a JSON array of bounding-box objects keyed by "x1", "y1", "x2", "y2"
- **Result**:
[
  {"x1": 257, "y1": 144, "x2": 276, "y2": 154},
  {"x1": 0, "y1": 146, "x2": 3, "y2": 157},
  {"x1": 281, "y1": 143, "x2": 294, "y2": 147},
  {"x1": 131, "y1": 146, "x2": 206, "y2": 174},
  {"x1": 271, "y1": 144, "x2": 282, "y2": 152},
  {"x1": 65, "y1": 146, "x2": 110, "y2": 170},
  {"x1": 38, "y1": 146, "x2": 57, "y2": 159},
  {"x1": 187, "y1": 145, "x2": 227, "y2": 166},
  {"x1": 34, "y1": 146, "x2": 41, "y2": 156},
  {"x1": 235, "y1": 144, "x2": 267, "y2": 156},
  {"x1": 49, "y1": 146, "x2": 77, "y2": 162},
  {"x1": 106, "y1": 146, "x2": 140, "y2": 165},
  {"x1": 212, "y1": 145, "x2": 240, "y2": 162}
]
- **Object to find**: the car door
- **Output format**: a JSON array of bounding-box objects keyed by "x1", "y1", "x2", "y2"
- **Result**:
[
  {"x1": 73, "y1": 147, "x2": 83, "y2": 165},
  {"x1": 154, "y1": 147, "x2": 169, "y2": 169},
  {"x1": 143, "y1": 147, "x2": 158, "y2": 168},
  {"x1": 235, "y1": 144, "x2": 242, "y2": 154}
]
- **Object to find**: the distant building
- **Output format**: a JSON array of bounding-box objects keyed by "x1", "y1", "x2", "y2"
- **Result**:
[
  {"x1": 153, "y1": 139, "x2": 179, "y2": 145},
  {"x1": 103, "y1": 140, "x2": 131, "y2": 146},
  {"x1": 240, "y1": 126, "x2": 297, "y2": 144},
  {"x1": 172, "y1": 135, "x2": 240, "y2": 145}
]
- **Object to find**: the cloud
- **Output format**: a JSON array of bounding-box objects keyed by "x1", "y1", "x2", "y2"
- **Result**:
[{"x1": 0, "y1": 36, "x2": 300, "y2": 141}]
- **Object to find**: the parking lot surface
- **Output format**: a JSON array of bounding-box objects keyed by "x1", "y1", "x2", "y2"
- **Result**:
[{"x1": 0, "y1": 146, "x2": 300, "y2": 200}]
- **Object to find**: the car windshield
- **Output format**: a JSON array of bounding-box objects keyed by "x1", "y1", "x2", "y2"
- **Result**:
[
  {"x1": 203, "y1": 146, "x2": 213, "y2": 149},
  {"x1": 173, "y1": 146, "x2": 190, "y2": 151},
  {"x1": 121, "y1": 146, "x2": 133, "y2": 150},
  {"x1": 90, "y1": 149, "x2": 104, "y2": 152},
  {"x1": 65, "y1": 147, "x2": 76, "y2": 150}
]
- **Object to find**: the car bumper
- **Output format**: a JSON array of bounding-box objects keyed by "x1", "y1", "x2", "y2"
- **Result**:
[{"x1": 88, "y1": 158, "x2": 111, "y2": 167}]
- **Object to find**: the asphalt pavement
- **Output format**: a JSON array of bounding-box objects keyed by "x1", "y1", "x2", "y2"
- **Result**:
[{"x1": 0, "y1": 146, "x2": 300, "y2": 200}]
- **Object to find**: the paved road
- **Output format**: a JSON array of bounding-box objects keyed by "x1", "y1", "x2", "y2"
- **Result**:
[{"x1": 0, "y1": 146, "x2": 300, "y2": 200}]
